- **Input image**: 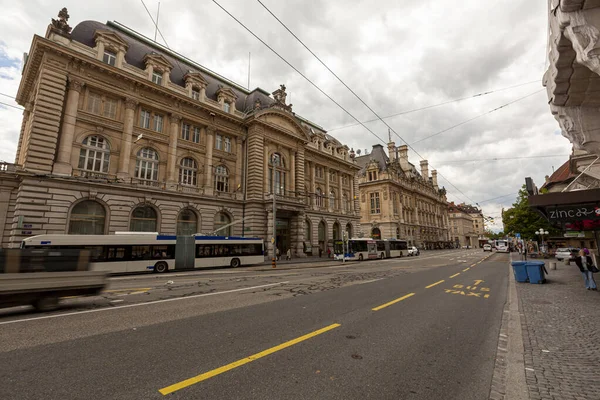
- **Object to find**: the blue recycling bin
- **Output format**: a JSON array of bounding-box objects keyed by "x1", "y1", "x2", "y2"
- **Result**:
[
  {"x1": 526, "y1": 261, "x2": 547, "y2": 284},
  {"x1": 511, "y1": 261, "x2": 529, "y2": 282}
]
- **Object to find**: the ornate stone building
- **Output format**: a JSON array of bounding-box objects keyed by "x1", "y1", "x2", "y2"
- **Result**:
[
  {"x1": 448, "y1": 202, "x2": 485, "y2": 248},
  {"x1": 355, "y1": 142, "x2": 450, "y2": 248},
  {"x1": 0, "y1": 9, "x2": 360, "y2": 255}
]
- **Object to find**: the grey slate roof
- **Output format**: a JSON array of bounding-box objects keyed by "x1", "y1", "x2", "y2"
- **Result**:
[
  {"x1": 71, "y1": 20, "x2": 274, "y2": 113},
  {"x1": 355, "y1": 144, "x2": 421, "y2": 177}
]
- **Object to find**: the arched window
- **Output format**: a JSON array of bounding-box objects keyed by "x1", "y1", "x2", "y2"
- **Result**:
[
  {"x1": 135, "y1": 148, "x2": 159, "y2": 181},
  {"x1": 346, "y1": 223, "x2": 353, "y2": 239},
  {"x1": 69, "y1": 200, "x2": 106, "y2": 235},
  {"x1": 396, "y1": 227, "x2": 400, "y2": 239},
  {"x1": 332, "y1": 222, "x2": 340, "y2": 240},
  {"x1": 315, "y1": 188, "x2": 323, "y2": 208},
  {"x1": 305, "y1": 218, "x2": 312, "y2": 242},
  {"x1": 371, "y1": 227, "x2": 381, "y2": 239},
  {"x1": 177, "y1": 209, "x2": 197, "y2": 235},
  {"x1": 179, "y1": 157, "x2": 197, "y2": 186},
  {"x1": 78, "y1": 135, "x2": 110, "y2": 174},
  {"x1": 130, "y1": 205, "x2": 157, "y2": 232},
  {"x1": 318, "y1": 220, "x2": 326, "y2": 243},
  {"x1": 214, "y1": 212, "x2": 231, "y2": 236},
  {"x1": 269, "y1": 153, "x2": 286, "y2": 195},
  {"x1": 330, "y1": 190, "x2": 336, "y2": 210},
  {"x1": 214, "y1": 165, "x2": 229, "y2": 192}
]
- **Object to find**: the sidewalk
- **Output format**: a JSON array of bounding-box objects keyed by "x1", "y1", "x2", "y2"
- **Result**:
[{"x1": 516, "y1": 261, "x2": 600, "y2": 399}]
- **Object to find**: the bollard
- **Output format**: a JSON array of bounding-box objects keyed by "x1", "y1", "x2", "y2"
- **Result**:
[{"x1": 549, "y1": 261, "x2": 557, "y2": 270}]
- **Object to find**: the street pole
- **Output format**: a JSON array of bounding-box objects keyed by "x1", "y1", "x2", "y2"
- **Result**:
[{"x1": 272, "y1": 154, "x2": 277, "y2": 269}]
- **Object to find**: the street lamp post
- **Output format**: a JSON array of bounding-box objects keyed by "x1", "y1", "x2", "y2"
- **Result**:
[
  {"x1": 536, "y1": 228, "x2": 549, "y2": 255},
  {"x1": 271, "y1": 154, "x2": 278, "y2": 269}
]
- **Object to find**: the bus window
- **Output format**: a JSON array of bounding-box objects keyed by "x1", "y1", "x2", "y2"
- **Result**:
[
  {"x1": 131, "y1": 245, "x2": 152, "y2": 260},
  {"x1": 107, "y1": 247, "x2": 127, "y2": 261}
]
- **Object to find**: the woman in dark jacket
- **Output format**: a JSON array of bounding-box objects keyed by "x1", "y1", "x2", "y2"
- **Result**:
[{"x1": 574, "y1": 248, "x2": 597, "y2": 290}]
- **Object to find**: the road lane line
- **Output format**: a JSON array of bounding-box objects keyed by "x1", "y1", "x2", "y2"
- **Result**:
[
  {"x1": 449, "y1": 273, "x2": 460, "y2": 278},
  {"x1": 0, "y1": 282, "x2": 289, "y2": 326},
  {"x1": 463, "y1": 268, "x2": 470, "y2": 271},
  {"x1": 158, "y1": 323, "x2": 341, "y2": 395},
  {"x1": 425, "y1": 280, "x2": 445, "y2": 289},
  {"x1": 372, "y1": 293, "x2": 415, "y2": 311}
]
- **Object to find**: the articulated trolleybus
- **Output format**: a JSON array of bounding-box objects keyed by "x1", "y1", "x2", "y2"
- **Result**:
[
  {"x1": 334, "y1": 238, "x2": 408, "y2": 261},
  {"x1": 21, "y1": 233, "x2": 264, "y2": 274},
  {"x1": 495, "y1": 239, "x2": 510, "y2": 253}
]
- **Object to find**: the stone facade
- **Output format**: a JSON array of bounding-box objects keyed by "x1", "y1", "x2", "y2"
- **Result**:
[
  {"x1": 0, "y1": 10, "x2": 360, "y2": 254},
  {"x1": 448, "y1": 202, "x2": 485, "y2": 248},
  {"x1": 545, "y1": 1, "x2": 600, "y2": 155},
  {"x1": 355, "y1": 143, "x2": 450, "y2": 248}
]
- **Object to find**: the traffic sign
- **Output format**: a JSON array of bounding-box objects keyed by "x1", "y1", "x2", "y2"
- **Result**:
[{"x1": 515, "y1": 233, "x2": 521, "y2": 238}]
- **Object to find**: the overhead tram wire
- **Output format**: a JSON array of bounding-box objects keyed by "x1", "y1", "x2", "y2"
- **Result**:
[
  {"x1": 210, "y1": 0, "x2": 388, "y2": 146},
  {"x1": 250, "y1": 0, "x2": 477, "y2": 204},
  {"x1": 410, "y1": 89, "x2": 545, "y2": 146},
  {"x1": 436, "y1": 154, "x2": 569, "y2": 164},
  {"x1": 327, "y1": 80, "x2": 541, "y2": 132}
]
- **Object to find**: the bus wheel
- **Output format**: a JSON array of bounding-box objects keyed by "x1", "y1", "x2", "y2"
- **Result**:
[
  {"x1": 33, "y1": 295, "x2": 59, "y2": 312},
  {"x1": 358, "y1": 254, "x2": 363, "y2": 261},
  {"x1": 230, "y1": 258, "x2": 241, "y2": 268},
  {"x1": 380, "y1": 252, "x2": 385, "y2": 259},
  {"x1": 154, "y1": 261, "x2": 168, "y2": 273}
]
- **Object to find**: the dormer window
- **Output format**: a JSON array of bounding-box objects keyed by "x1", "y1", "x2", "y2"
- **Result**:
[
  {"x1": 223, "y1": 102, "x2": 230, "y2": 113},
  {"x1": 368, "y1": 171, "x2": 378, "y2": 181},
  {"x1": 152, "y1": 71, "x2": 163, "y2": 85},
  {"x1": 103, "y1": 50, "x2": 116, "y2": 66},
  {"x1": 192, "y1": 88, "x2": 200, "y2": 100}
]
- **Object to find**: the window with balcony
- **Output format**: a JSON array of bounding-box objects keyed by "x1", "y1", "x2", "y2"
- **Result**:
[
  {"x1": 224, "y1": 137, "x2": 231, "y2": 153},
  {"x1": 152, "y1": 71, "x2": 163, "y2": 85},
  {"x1": 315, "y1": 188, "x2": 323, "y2": 207},
  {"x1": 269, "y1": 153, "x2": 286, "y2": 195},
  {"x1": 214, "y1": 165, "x2": 229, "y2": 192},
  {"x1": 370, "y1": 192, "x2": 381, "y2": 214},
  {"x1": 78, "y1": 135, "x2": 110, "y2": 174},
  {"x1": 343, "y1": 193, "x2": 349, "y2": 212},
  {"x1": 153, "y1": 114, "x2": 164, "y2": 133},
  {"x1": 181, "y1": 123, "x2": 191, "y2": 141},
  {"x1": 315, "y1": 166, "x2": 323, "y2": 179},
  {"x1": 215, "y1": 134, "x2": 222, "y2": 150},
  {"x1": 103, "y1": 98, "x2": 117, "y2": 119},
  {"x1": 135, "y1": 148, "x2": 159, "y2": 181},
  {"x1": 86, "y1": 92, "x2": 102, "y2": 114},
  {"x1": 179, "y1": 157, "x2": 197, "y2": 186},
  {"x1": 103, "y1": 50, "x2": 117, "y2": 66},
  {"x1": 140, "y1": 109, "x2": 151, "y2": 129},
  {"x1": 330, "y1": 190, "x2": 336, "y2": 210},
  {"x1": 192, "y1": 126, "x2": 201, "y2": 143}
]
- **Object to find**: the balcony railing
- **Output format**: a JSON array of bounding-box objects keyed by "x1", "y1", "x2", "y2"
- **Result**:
[{"x1": 264, "y1": 192, "x2": 307, "y2": 205}]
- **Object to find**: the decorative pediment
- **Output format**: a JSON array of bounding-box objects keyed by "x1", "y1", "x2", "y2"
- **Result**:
[
  {"x1": 143, "y1": 52, "x2": 173, "y2": 71},
  {"x1": 216, "y1": 86, "x2": 238, "y2": 103},
  {"x1": 255, "y1": 109, "x2": 310, "y2": 142},
  {"x1": 94, "y1": 29, "x2": 129, "y2": 51},
  {"x1": 183, "y1": 70, "x2": 208, "y2": 89}
]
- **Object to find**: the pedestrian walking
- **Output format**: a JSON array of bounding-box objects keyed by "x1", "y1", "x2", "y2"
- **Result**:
[
  {"x1": 318, "y1": 247, "x2": 323, "y2": 258},
  {"x1": 286, "y1": 248, "x2": 291, "y2": 261},
  {"x1": 276, "y1": 247, "x2": 280, "y2": 261},
  {"x1": 574, "y1": 248, "x2": 598, "y2": 290}
]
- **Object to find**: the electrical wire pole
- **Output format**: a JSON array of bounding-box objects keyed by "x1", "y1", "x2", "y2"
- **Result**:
[{"x1": 272, "y1": 154, "x2": 277, "y2": 268}]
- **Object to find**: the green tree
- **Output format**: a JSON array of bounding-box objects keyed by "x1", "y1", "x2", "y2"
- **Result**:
[
  {"x1": 502, "y1": 185, "x2": 559, "y2": 240},
  {"x1": 485, "y1": 230, "x2": 504, "y2": 240}
]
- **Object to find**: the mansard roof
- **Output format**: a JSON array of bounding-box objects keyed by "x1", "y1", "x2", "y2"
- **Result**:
[{"x1": 355, "y1": 144, "x2": 419, "y2": 177}]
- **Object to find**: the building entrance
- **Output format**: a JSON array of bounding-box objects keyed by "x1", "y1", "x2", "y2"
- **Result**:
[{"x1": 276, "y1": 218, "x2": 291, "y2": 255}]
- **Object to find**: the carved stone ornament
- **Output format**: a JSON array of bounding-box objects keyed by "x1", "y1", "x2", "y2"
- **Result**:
[
  {"x1": 254, "y1": 98, "x2": 262, "y2": 110},
  {"x1": 270, "y1": 84, "x2": 293, "y2": 112},
  {"x1": 550, "y1": 104, "x2": 600, "y2": 154},
  {"x1": 169, "y1": 114, "x2": 182, "y2": 124},
  {"x1": 124, "y1": 98, "x2": 139, "y2": 110},
  {"x1": 88, "y1": 190, "x2": 97, "y2": 200},
  {"x1": 68, "y1": 79, "x2": 84, "y2": 93},
  {"x1": 51, "y1": 7, "x2": 72, "y2": 36},
  {"x1": 562, "y1": 10, "x2": 600, "y2": 75}
]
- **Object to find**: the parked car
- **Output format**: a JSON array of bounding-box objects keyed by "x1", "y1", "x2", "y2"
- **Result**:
[
  {"x1": 555, "y1": 248, "x2": 579, "y2": 261},
  {"x1": 483, "y1": 244, "x2": 492, "y2": 252},
  {"x1": 408, "y1": 246, "x2": 420, "y2": 256}
]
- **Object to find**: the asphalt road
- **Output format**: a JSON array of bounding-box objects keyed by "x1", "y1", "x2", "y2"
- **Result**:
[{"x1": 0, "y1": 249, "x2": 508, "y2": 399}]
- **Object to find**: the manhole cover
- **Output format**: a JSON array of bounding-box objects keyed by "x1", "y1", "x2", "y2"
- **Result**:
[{"x1": 351, "y1": 354, "x2": 363, "y2": 359}]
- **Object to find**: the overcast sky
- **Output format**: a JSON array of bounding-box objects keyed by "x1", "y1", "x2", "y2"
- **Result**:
[{"x1": 0, "y1": 0, "x2": 569, "y2": 231}]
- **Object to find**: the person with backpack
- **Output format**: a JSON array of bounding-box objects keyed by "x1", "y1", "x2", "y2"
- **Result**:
[{"x1": 574, "y1": 248, "x2": 598, "y2": 290}]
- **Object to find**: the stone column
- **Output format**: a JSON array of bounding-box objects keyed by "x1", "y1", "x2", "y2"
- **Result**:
[
  {"x1": 337, "y1": 173, "x2": 343, "y2": 211},
  {"x1": 205, "y1": 128, "x2": 215, "y2": 196},
  {"x1": 117, "y1": 98, "x2": 138, "y2": 179},
  {"x1": 325, "y1": 166, "x2": 330, "y2": 211},
  {"x1": 352, "y1": 175, "x2": 359, "y2": 215},
  {"x1": 264, "y1": 143, "x2": 270, "y2": 194},
  {"x1": 290, "y1": 151, "x2": 296, "y2": 197},
  {"x1": 235, "y1": 138, "x2": 242, "y2": 195},
  {"x1": 53, "y1": 78, "x2": 84, "y2": 176},
  {"x1": 96, "y1": 41, "x2": 105, "y2": 61},
  {"x1": 295, "y1": 212, "x2": 306, "y2": 257},
  {"x1": 167, "y1": 114, "x2": 181, "y2": 184},
  {"x1": 295, "y1": 148, "x2": 305, "y2": 197},
  {"x1": 310, "y1": 161, "x2": 316, "y2": 207}
]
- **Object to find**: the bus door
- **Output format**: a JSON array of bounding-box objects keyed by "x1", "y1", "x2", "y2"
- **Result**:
[
  {"x1": 367, "y1": 241, "x2": 378, "y2": 259},
  {"x1": 175, "y1": 236, "x2": 195, "y2": 270}
]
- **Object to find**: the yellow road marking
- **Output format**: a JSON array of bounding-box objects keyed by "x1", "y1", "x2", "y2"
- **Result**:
[
  {"x1": 463, "y1": 268, "x2": 470, "y2": 272},
  {"x1": 425, "y1": 280, "x2": 445, "y2": 289},
  {"x1": 159, "y1": 323, "x2": 341, "y2": 395},
  {"x1": 470, "y1": 264, "x2": 476, "y2": 267},
  {"x1": 473, "y1": 280, "x2": 484, "y2": 286},
  {"x1": 449, "y1": 273, "x2": 460, "y2": 278},
  {"x1": 105, "y1": 287, "x2": 151, "y2": 293},
  {"x1": 372, "y1": 293, "x2": 415, "y2": 311}
]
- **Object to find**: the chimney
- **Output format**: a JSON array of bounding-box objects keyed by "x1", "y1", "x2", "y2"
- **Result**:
[
  {"x1": 420, "y1": 160, "x2": 429, "y2": 180},
  {"x1": 388, "y1": 141, "x2": 396, "y2": 161},
  {"x1": 398, "y1": 145, "x2": 409, "y2": 170},
  {"x1": 431, "y1": 169, "x2": 438, "y2": 187}
]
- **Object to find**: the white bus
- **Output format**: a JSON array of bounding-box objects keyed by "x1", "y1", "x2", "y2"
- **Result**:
[
  {"x1": 495, "y1": 240, "x2": 509, "y2": 253},
  {"x1": 334, "y1": 238, "x2": 379, "y2": 261},
  {"x1": 21, "y1": 234, "x2": 264, "y2": 274},
  {"x1": 384, "y1": 239, "x2": 409, "y2": 258}
]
